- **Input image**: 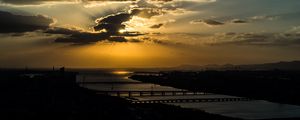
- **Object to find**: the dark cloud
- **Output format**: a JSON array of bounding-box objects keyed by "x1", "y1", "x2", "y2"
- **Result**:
[
  {"x1": 136, "y1": 36, "x2": 184, "y2": 46},
  {"x1": 150, "y1": 23, "x2": 164, "y2": 29},
  {"x1": 190, "y1": 19, "x2": 224, "y2": 26},
  {"x1": 0, "y1": 0, "x2": 172, "y2": 5},
  {"x1": 0, "y1": 2, "x2": 165, "y2": 45},
  {"x1": 0, "y1": 11, "x2": 53, "y2": 33},
  {"x1": 45, "y1": 7, "x2": 159, "y2": 44},
  {"x1": 0, "y1": 0, "x2": 139, "y2": 5},
  {"x1": 191, "y1": 18, "x2": 249, "y2": 26},
  {"x1": 191, "y1": 15, "x2": 281, "y2": 26},
  {"x1": 45, "y1": 27, "x2": 111, "y2": 44},
  {"x1": 94, "y1": 8, "x2": 163, "y2": 34},
  {"x1": 119, "y1": 31, "x2": 144, "y2": 36},
  {"x1": 209, "y1": 32, "x2": 300, "y2": 46},
  {"x1": 45, "y1": 27, "x2": 144, "y2": 44},
  {"x1": 0, "y1": 0, "x2": 48, "y2": 5},
  {"x1": 108, "y1": 36, "x2": 128, "y2": 42},
  {"x1": 94, "y1": 12, "x2": 132, "y2": 34},
  {"x1": 231, "y1": 19, "x2": 248, "y2": 23},
  {"x1": 127, "y1": 38, "x2": 142, "y2": 43},
  {"x1": 150, "y1": 0, "x2": 172, "y2": 1}
]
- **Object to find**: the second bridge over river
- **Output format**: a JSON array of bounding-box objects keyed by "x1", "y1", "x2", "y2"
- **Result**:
[
  {"x1": 96, "y1": 90, "x2": 254, "y2": 103},
  {"x1": 96, "y1": 90, "x2": 213, "y2": 97},
  {"x1": 130, "y1": 97, "x2": 253, "y2": 104}
]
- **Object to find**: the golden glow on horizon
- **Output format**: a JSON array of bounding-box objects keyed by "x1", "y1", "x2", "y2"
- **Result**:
[
  {"x1": 69, "y1": 42, "x2": 185, "y2": 68},
  {"x1": 1, "y1": 33, "x2": 300, "y2": 68},
  {"x1": 112, "y1": 70, "x2": 133, "y2": 75}
]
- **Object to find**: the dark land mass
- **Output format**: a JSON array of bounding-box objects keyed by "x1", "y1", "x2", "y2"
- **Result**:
[
  {"x1": 171, "y1": 61, "x2": 300, "y2": 71},
  {"x1": 0, "y1": 69, "x2": 241, "y2": 120},
  {"x1": 128, "y1": 61, "x2": 300, "y2": 71},
  {"x1": 130, "y1": 70, "x2": 300, "y2": 107}
]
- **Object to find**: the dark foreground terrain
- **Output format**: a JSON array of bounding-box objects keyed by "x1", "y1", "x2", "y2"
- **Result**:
[
  {"x1": 0, "y1": 69, "x2": 240, "y2": 120},
  {"x1": 130, "y1": 70, "x2": 300, "y2": 106}
]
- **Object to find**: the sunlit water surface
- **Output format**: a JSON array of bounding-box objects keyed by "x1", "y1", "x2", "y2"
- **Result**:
[{"x1": 77, "y1": 70, "x2": 300, "y2": 120}]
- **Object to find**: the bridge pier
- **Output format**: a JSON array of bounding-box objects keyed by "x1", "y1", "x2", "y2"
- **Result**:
[
  {"x1": 128, "y1": 91, "x2": 132, "y2": 97},
  {"x1": 117, "y1": 92, "x2": 120, "y2": 97},
  {"x1": 141, "y1": 92, "x2": 144, "y2": 96},
  {"x1": 162, "y1": 91, "x2": 165, "y2": 96}
]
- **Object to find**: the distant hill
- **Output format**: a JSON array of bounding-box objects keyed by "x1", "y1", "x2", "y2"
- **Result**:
[
  {"x1": 173, "y1": 61, "x2": 300, "y2": 71},
  {"x1": 238, "y1": 61, "x2": 300, "y2": 70}
]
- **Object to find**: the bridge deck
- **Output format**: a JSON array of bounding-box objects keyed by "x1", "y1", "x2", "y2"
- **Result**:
[
  {"x1": 131, "y1": 98, "x2": 253, "y2": 104},
  {"x1": 97, "y1": 90, "x2": 212, "y2": 97},
  {"x1": 96, "y1": 90, "x2": 253, "y2": 103},
  {"x1": 78, "y1": 82, "x2": 146, "y2": 84}
]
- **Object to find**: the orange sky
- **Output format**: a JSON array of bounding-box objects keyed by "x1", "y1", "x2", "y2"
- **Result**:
[{"x1": 0, "y1": 0, "x2": 300, "y2": 68}]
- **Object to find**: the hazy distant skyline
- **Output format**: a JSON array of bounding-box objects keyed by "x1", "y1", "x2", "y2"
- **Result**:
[{"x1": 0, "y1": 0, "x2": 300, "y2": 68}]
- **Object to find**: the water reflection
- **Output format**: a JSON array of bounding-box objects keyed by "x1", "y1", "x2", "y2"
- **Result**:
[
  {"x1": 112, "y1": 70, "x2": 134, "y2": 75},
  {"x1": 77, "y1": 70, "x2": 300, "y2": 120},
  {"x1": 174, "y1": 100, "x2": 300, "y2": 119}
]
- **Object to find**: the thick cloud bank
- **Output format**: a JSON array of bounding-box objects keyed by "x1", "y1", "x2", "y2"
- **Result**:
[{"x1": 0, "y1": 11, "x2": 53, "y2": 33}]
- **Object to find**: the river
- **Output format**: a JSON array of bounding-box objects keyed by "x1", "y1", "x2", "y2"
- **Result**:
[{"x1": 76, "y1": 69, "x2": 300, "y2": 120}]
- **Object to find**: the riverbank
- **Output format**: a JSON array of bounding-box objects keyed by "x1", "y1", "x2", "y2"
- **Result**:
[
  {"x1": 0, "y1": 69, "x2": 241, "y2": 120},
  {"x1": 130, "y1": 70, "x2": 300, "y2": 106},
  {"x1": 130, "y1": 70, "x2": 300, "y2": 120}
]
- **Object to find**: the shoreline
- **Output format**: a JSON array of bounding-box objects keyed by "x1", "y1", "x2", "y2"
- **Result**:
[
  {"x1": 130, "y1": 70, "x2": 300, "y2": 120},
  {"x1": 0, "y1": 69, "x2": 241, "y2": 120}
]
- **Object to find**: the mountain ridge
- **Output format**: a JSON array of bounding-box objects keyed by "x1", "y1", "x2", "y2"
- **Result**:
[{"x1": 173, "y1": 61, "x2": 300, "y2": 70}]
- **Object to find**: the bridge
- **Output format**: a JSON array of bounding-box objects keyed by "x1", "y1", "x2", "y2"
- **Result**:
[
  {"x1": 79, "y1": 82, "x2": 147, "y2": 84},
  {"x1": 130, "y1": 97, "x2": 253, "y2": 104},
  {"x1": 96, "y1": 90, "x2": 254, "y2": 103},
  {"x1": 96, "y1": 90, "x2": 213, "y2": 97}
]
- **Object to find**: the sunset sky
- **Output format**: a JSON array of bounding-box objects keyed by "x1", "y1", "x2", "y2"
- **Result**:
[{"x1": 0, "y1": 0, "x2": 300, "y2": 68}]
